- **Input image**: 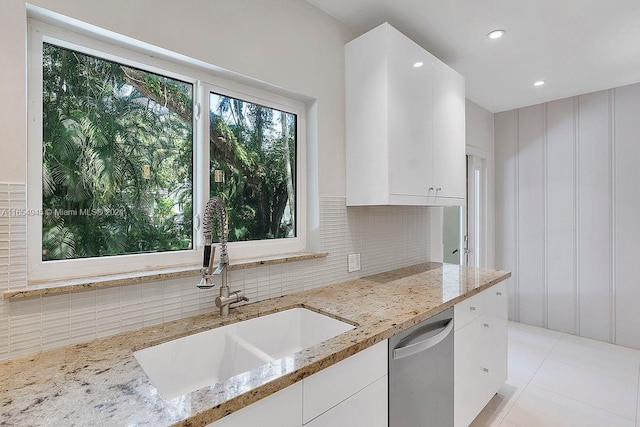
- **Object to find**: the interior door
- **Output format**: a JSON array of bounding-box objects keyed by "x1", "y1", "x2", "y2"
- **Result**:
[{"x1": 466, "y1": 154, "x2": 487, "y2": 268}]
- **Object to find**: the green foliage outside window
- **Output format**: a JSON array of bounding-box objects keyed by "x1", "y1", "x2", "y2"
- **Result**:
[
  {"x1": 41, "y1": 42, "x2": 297, "y2": 262},
  {"x1": 42, "y1": 43, "x2": 193, "y2": 260},
  {"x1": 209, "y1": 93, "x2": 296, "y2": 242}
]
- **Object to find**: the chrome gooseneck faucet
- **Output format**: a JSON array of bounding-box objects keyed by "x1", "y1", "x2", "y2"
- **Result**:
[{"x1": 197, "y1": 197, "x2": 247, "y2": 316}]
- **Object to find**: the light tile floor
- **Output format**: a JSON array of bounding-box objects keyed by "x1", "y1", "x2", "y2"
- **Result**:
[{"x1": 470, "y1": 321, "x2": 640, "y2": 427}]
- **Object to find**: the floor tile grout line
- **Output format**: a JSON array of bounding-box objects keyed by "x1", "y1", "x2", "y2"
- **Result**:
[
  {"x1": 521, "y1": 382, "x2": 638, "y2": 423},
  {"x1": 498, "y1": 323, "x2": 559, "y2": 424},
  {"x1": 498, "y1": 387, "x2": 525, "y2": 425},
  {"x1": 555, "y1": 331, "x2": 640, "y2": 359},
  {"x1": 502, "y1": 323, "x2": 640, "y2": 426},
  {"x1": 540, "y1": 350, "x2": 640, "y2": 386},
  {"x1": 511, "y1": 326, "x2": 640, "y2": 385},
  {"x1": 540, "y1": 330, "x2": 639, "y2": 421},
  {"x1": 501, "y1": 328, "x2": 551, "y2": 424}
]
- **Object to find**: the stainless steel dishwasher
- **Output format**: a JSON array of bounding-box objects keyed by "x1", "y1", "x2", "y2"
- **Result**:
[{"x1": 389, "y1": 307, "x2": 454, "y2": 426}]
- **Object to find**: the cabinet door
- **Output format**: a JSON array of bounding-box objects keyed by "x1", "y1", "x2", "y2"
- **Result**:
[
  {"x1": 208, "y1": 381, "x2": 302, "y2": 427},
  {"x1": 303, "y1": 340, "x2": 387, "y2": 423},
  {"x1": 387, "y1": 27, "x2": 433, "y2": 198},
  {"x1": 346, "y1": 23, "x2": 393, "y2": 206},
  {"x1": 454, "y1": 284, "x2": 509, "y2": 427},
  {"x1": 454, "y1": 289, "x2": 485, "y2": 331},
  {"x1": 305, "y1": 375, "x2": 388, "y2": 427},
  {"x1": 432, "y1": 59, "x2": 465, "y2": 200},
  {"x1": 454, "y1": 320, "x2": 487, "y2": 427}
]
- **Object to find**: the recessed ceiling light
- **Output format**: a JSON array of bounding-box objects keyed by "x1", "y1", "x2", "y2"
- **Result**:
[
  {"x1": 533, "y1": 80, "x2": 546, "y2": 86},
  {"x1": 413, "y1": 61, "x2": 424, "y2": 68},
  {"x1": 487, "y1": 29, "x2": 505, "y2": 39}
]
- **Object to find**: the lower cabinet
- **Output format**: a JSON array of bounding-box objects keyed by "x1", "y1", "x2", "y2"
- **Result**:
[
  {"x1": 305, "y1": 375, "x2": 388, "y2": 427},
  {"x1": 454, "y1": 281, "x2": 508, "y2": 427},
  {"x1": 208, "y1": 340, "x2": 388, "y2": 427},
  {"x1": 303, "y1": 340, "x2": 388, "y2": 426},
  {"x1": 208, "y1": 381, "x2": 302, "y2": 427}
]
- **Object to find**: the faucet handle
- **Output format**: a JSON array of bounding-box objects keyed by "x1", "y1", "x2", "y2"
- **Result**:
[{"x1": 215, "y1": 290, "x2": 248, "y2": 308}]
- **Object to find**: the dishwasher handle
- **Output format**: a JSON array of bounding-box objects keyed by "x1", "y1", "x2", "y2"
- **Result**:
[{"x1": 392, "y1": 319, "x2": 454, "y2": 360}]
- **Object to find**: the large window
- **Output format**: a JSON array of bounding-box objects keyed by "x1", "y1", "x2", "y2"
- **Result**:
[
  {"x1": 27, "y1": 18, "x2": 306, "y2": 282},
  {"x1": 41, "y1": 43, "x2": 193, "y2": 261},
  {"x1": 209, "y1": 93, "x2": 296, "y2": 242}
]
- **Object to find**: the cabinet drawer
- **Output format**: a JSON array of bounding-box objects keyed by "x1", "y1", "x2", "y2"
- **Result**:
[
  {"x1": 454, "y1": 283, "x2": 509, "y2": 427},
  {"x1": 305, "y1": 375, "x2": 388, "y2": 427},
  {"x1": 454, "y1": 291, "x2": 485, "y2": 331},
  {"x1": 477, "y1": 314, "x2": 508, "y2": 349},
  {"x1": 454, "y1": 326, "x2": 486, "y2": 427},
  {"x1": 485, "y1": 281, "x2": 508, "y2": 321},
  {"x1": 208, "y1": 381, "x2": 302, "y2": 427},
  {"x1": 484, "y1": 338, "x2": 508, "y2": 395},
  {"x1": 303, "y1": 340, "x2": 387, "y2": 424}
]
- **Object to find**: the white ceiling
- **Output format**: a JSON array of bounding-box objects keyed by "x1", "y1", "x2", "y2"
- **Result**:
[{"x1": 305, "y1": 0, "x2": 640, "y2": 112}]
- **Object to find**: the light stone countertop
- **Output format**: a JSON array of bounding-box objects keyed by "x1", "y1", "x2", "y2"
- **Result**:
[{"x1": 0, "y1": 262, "x2": 510, "y2": 426}]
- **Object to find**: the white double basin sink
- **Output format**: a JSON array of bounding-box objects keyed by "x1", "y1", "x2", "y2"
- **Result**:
[{"x1": 134, "y1": 308, "x2": 355, "y2": 399}]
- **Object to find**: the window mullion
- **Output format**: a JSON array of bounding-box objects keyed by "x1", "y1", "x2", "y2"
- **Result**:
[{"x1": 194, "y1": 80, "x2": 210, "y2": 250}]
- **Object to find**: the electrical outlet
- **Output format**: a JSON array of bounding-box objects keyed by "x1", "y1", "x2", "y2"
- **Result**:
[{"x1": 348, "y1": 253, "x2": 361, "y2": 273}]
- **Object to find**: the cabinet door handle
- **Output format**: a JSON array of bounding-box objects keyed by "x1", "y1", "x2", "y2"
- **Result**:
[
  {"x1": 496, "y1": 291, "x2": 503, "y2": 296},
  {"x1": 483, "y1": 323, "x2": 490, "y2": 328},
  {"x1": 482, "y1": 367, "x2": 489, "y2": 373},
  {"x1": 469, "y1": 306, "x2": 477, "y2": 311},
  {"x1": 436, "y1": 187, "x2": 442, "y2": 191},
  {"x1": 428, "y1": 187, "x2": 435, "y2": 191}
]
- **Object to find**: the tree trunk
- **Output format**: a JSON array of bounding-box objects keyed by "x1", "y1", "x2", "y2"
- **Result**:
[{"x1": 281, "y1": 112, "x2": 295, "y2": 232}]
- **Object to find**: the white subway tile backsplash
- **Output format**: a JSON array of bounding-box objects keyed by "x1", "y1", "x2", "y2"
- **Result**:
[
  {"x1": 0, "y1": 196, "x2": 430, "y2": 360},
  {"x1": 120, "y1": 309, "x2": 144, "y2": 333},
  {"x1": 41, "y1": 295, "x2": 69, "y2": 324},
  {"x1": 198, "y1": 289, "x2": 216, "y2": 313},
  {"x1": 70, "y1": 291, "x2": 97, "y2": 344},
  {"x1": 96, "y1": 287, "x2": 121, "y2": 338},
  {"x1": 0, "y1": 328, "x2": 8, "y2": 358},
  {"x1": 180, "y1": 281, "x2": 200, "y2": 318},
  {"x1": 9, "y1": 297, "x2": 42, "y2": 356},
  {"x1": 162, "y1": 278, "x2": 185, "y2": 323}
]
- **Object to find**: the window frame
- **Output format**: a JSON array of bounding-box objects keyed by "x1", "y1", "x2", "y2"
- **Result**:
[
  {"x1": 202, "y1": 82, "x2": 306, "y2": 257},
  {"x1": 27, "y1": 18, "x2": 307, "y2": 283}
]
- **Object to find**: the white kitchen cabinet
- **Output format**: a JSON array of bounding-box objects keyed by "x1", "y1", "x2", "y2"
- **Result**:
[
  {"x1": 208, "y1": 381, "x2": 302, "y2": 427},
  {"x1": 453, "y1": 288, "x2": 485, "y2": 332},
  {"x1": 305, "y1": 375, "x2": 388, "y2": 427},
  {"x1": 432, "y1": 58, "x2": 466, "y2": 202},
  {"x1": 345, "y1": 22, "x2": 465, "y2": 206},
  {"x1": 454, "y1": 281, "x2": 508, "y2": 427},
  {"x1": 209, "y1": 340, "x2": 388, "y2": 427},
  {"x1": 303, "y1": 340, "x2": 388, "y2": 425}
]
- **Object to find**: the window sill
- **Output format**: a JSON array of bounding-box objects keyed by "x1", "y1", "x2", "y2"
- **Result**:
[{"x1": 2, "y1": 251, "x2": 328, "y2": 301}]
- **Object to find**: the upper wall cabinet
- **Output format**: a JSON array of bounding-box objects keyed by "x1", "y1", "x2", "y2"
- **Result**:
[{"x1": 345, "y1": 23, "x2": 465, "y2": 206}]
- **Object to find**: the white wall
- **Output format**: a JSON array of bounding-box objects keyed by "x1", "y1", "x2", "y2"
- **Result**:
[
  {"x1": 495, "y1": 82, "x2": 640, "y2": 349},
  {"x1": 466, "y1": 99, "x2": 496, "y2": 268},
  {"x1": 466, "y1": 99, "x2": 494, "y2": 154}
]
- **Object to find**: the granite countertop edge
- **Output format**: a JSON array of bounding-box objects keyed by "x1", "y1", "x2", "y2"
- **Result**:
[{"x1": 0, "y1": 262, "x2": 511, "y2": 427}]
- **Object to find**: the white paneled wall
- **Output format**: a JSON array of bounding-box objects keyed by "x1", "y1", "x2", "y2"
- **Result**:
[
  {"x1": 0, "y1": 196, "x2": 430, "y2": 360},
  {"x1": 495, "y1": 82, "x2": 640, "y2": 349}
]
